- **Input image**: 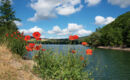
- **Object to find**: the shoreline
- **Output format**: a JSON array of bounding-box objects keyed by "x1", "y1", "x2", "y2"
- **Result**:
[{"x1": 97, "y1": 46, "x2": 130, "y2": 51}]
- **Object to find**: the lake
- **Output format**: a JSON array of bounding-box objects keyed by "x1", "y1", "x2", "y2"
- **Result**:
[{"x1": 27, "y1": 44, "x2": 130, "y2": 80}]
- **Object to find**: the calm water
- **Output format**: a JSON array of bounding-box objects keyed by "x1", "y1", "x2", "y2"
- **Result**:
[{"x1": 27, "y1": 44, "x2": 130, "y2": 80}]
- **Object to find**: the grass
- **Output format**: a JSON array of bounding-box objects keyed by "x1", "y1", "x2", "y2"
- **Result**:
[
  {"x1": 0, "y1": 44, "x2": 42, "y2": 80},
  {"x1": 0, "y1": 29, "x2": 27, "y2": 57},
  {"x1": 33, "y1": 49, "x2": 94, "y2": 80}
]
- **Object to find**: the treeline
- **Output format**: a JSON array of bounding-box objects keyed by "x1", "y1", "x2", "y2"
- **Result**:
[
  {"x1": 39, "y1": 36, "x2": 87, "y2": 44},
  {"x1": 29, "y1": 39, "x2": 81, "y2": 44},
  {"x1": 43, "y1": 39, "x2": 81, "y2": 44},
  {"x1": 85, "y1": 11, "x2": 130, "y2": 47}
]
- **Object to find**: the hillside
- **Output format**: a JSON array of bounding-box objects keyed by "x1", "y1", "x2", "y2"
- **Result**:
[
  {"x1": 86, "y1": 11, "x2": 130, "y2": 47},
  {"x1": 0, "y1": 45, "x2": 41, "y2": 80}
]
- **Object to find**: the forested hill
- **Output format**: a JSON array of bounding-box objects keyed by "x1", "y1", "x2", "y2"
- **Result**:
[{"x1": 86, "y1": 11, "x2": 130, "y2": 47}]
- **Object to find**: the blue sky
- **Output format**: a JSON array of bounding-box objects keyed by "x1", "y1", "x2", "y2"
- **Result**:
[{"x1": 11, "y1": 0, "x2": 130, "y2": 39}]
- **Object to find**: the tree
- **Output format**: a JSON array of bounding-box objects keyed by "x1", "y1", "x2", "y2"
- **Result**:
[
  {"x1": 0, "y1": 0, "x2": 20, "y2": 30},
  {"x1": 86, "y1": 32, "x2": 101, "y2": 47},
  {"x1": 126, "y1": 30, "x2": 130, "y2": 47}
]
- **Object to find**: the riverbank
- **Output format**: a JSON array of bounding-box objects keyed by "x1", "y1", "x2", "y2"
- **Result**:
[
  {"x1": 0, "y1": 45, "x2": 42, "y2": 80},
  {"x1": 97, "y1": 46, "x2": 130, "y2": 51}
]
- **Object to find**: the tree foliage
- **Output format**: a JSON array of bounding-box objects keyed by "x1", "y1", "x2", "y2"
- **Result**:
[
  {"x1": 86, "y1": 11, "x2": 130, "y2": 47},
  {"x1": 0, "y1": 0, "x2": 20, "y2": 30}
]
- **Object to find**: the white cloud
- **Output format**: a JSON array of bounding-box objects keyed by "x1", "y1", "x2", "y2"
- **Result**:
[
  {"x1": 95, "y1": 16, "x2": 115, "y2": 25},
  {"x1": 14, "y1": 21, "x2": 22, "y2": 26},
  {"x1": 48, "y1": 26, "x2": 70, "y2": 36},
  {"x1": 48, "y1": 23, "x2": 92, "y2": 36},
  {"x1": 108, "y1": 0, "x2": 130, "y2": 8},
  {"x1": 48, "y1": 36, "x2": 66, "y2": 39},
  {"x1": 48, "y1": 26, "x2": 62, "y2": 34},
  {"x1": 68, "y1": 23, "x2": 83, "y2": 32},
  {"x1": 85, "y1": 0, "x2": 101, "y2": 6},
  {"x1": 29, "y1": 26, "x2": 43, "y2": 33},
  {"x1": 19, "y1": 26, "x2": 44, "y2": 34},
  {"x1": 105, "y1": 17, "x2": 115, "y2": 24},
  {"x1": 28, "y1": 0, "x2": 83, "y2": 21},
  {"x1": 58, "y1": 28, "x2": 70, "y2": 36},
  {"x1": 76, "y1": 29, "x2": 92, "y2": 36},
  {"x1": 56, "y1": 4, "x2": 83, "y2": 16}
]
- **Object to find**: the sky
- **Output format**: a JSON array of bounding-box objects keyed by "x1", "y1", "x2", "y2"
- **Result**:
[{"x1": 10, "y1": 0, "x2": 130, "y2": 39}]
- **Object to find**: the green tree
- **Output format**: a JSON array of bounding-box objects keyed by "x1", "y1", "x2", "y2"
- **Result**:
[
  {"x1": 86, "y1": 32, "x2": 101, "y2": 47},
  {"x1": 126, "y1": 30, "x2": 130, "y2": 47},
  {"x1": 96, "y1": 12, "x2": 130, "y2": 47},
  {"x1": 0, "y1": 0, "x2": 20, "y2": 30}
]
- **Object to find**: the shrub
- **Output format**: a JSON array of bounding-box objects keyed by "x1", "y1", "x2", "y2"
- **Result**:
[{"x1": 0, "y1": 27, "x2": 27, "y2": 56}]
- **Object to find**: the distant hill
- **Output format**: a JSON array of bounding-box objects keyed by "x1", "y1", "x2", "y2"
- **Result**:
[{"x1": 86, "y1": 11, "x2": 130, "y2": 47}]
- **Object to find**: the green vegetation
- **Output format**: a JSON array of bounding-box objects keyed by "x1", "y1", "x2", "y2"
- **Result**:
[
  {"x1": 28, "y1": 38, "x2": 81, "y2": 44},
  {"x1": 86, "y1": 11, "x2": 130, "y2": 47},
  {"x1": 0, "y1": 0, "x2": 26, "y2": 56},
  {"x1": 0, "y1": 0, "x2": 20, "y2": 30},
  {"x1": 33, "y1": 50, "x2": 93, "y2": 80},
  {"x1": 28, "y1": 36, "x2": 87, "y2": 44},
  {"x1": 42, "y1": 39, "x2": 80, "y2": 44}
]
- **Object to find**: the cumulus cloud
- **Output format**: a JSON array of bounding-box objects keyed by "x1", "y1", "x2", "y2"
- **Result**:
[
  {"x1": 108, "y1": 0, "x2": 130, "y2": 8},
  {"x1": 85, "y1": 0, "x2": 101, "y2": 6},
  {"x1": 14, "y1": 21, "x2": 22, "y2": 26},
  {"x1": 48, "y1": 26, "x2": 69, "y2": 36},
  {"x1": 48, "y1": 26, "x2": 62, "y2": 34},
  {"x1": 56, "y1": 4, "x2": 83, "y2": 16},
  {"x1": 28, "y1": 0, "x2": 83, "y2": 21},
  {"x1": 76, "y1": 29, "x2": 92, "y2": 36},
  {"x1": 48, "y1": 36, "x2": 67, "y2": 39},
  {"x1": 19, "y1": 26, "x2": 44, "y2": 34},
  {"x1": 58, "y1": 28, "x2": 70, "y2": 36},
  {"x1": 68, "y1": 23, "x2": 83, "y2": 32},
  {"x1": 95, "y1": 16, "x2": 115, "y2": 25},
  {"x1": 48, "y1": 23, "x2": 92, "y2": 36}
]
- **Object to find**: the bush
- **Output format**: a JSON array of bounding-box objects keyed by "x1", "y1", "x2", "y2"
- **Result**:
[
  {"x1": 0, "y1": 27, "x2": 27, "y2": 56},
  {"x1": 33, "y1": 50, "x2": 93, "y2": 80}
]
